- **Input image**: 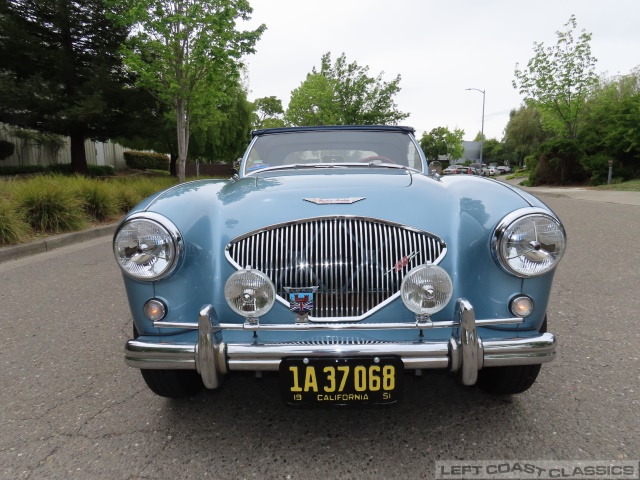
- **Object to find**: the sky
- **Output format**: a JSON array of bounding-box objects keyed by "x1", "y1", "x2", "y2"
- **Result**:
[{"x1": 241, "y1": 0, "x2": 640, "y2": 141}]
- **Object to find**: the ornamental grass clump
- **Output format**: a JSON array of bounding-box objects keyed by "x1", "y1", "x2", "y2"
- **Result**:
[
  {"x1": 132, "y1": 176, "x2": 176, "y2": 198},
  {"x1": 73, "y1": 176, "x2": 121, "y2": 221},
  {"x1": 0, "y1": 198, "x2": 30, "y2": 245},
  {"x1": 12, "y1": 175, "x2": 88, "y2": 233},
  {"x1": 113, "y1": 184, "x2": 144, "y2": 213}
]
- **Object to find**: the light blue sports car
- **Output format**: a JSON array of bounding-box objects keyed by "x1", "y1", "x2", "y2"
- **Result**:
[{"x1": 114, "y1": 125, "x2": 566, "y2": 405}]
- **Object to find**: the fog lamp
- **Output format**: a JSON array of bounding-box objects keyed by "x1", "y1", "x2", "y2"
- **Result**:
[
  {"x1": 401, "y1": 264, "x2": 453, "y2": 315},
  {"x1": 510, "y1": 295, "x2": 534, "y2": 317},
  {"x1": 224, "y1": 268, "x2": 275, "y2": 318},
  {"x1": 143, "y1": 299, "x2": 167, "y2": 321}
]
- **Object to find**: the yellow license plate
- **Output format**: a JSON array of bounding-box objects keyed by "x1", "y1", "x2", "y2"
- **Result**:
[{"x1": 279, "y1": 357, "x2": 403, "y2": 405}]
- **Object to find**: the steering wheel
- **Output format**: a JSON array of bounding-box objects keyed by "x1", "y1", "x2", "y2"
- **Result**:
[{"x1": 360, "y1": 155, "x2": 397, "y2": 164}]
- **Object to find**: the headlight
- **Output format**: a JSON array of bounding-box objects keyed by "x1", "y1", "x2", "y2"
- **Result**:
[
  {"x1": 224, "y1": 268, "x2": 276, "y2": 318},
  {"x1": 401, "y1": 264, "x2": 453, "y2": 315},
  {"x1": 492, "y1": 208, "x2": 566, "y2": 278},
  {"x1": 113, "y1": 213, "x2": 183, "y2": 281}
]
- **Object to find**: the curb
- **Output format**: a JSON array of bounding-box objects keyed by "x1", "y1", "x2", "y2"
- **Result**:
[{"x1": 0, "y1": 224, "x2": 117, "y2": 263}]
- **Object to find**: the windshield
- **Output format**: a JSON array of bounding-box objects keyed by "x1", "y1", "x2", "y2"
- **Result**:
[{"x1": 243, "y1": 130, "x2": 425, "y2": 175}]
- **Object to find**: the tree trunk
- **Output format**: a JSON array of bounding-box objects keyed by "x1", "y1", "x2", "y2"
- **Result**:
[
  {"x1": 176, "y1": 98, "x2": 188, "y2": 183},
  {"x1": 69, "y1": 128, "x2": 89, "y2": 175},
  {"x1": 170, "y1": 153, "x2": 177, "y2": 177}
]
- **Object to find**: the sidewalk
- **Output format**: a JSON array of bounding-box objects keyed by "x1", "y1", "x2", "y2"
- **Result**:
[{"x1": 500, "y1": 176, "x2": 640, "y2": 207}]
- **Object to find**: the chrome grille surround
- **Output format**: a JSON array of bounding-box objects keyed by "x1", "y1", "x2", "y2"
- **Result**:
[{"x1": 225, "y1": 216, "x2": 447, "y2": 321}]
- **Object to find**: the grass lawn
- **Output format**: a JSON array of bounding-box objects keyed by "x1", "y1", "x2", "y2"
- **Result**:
[{"x1": 595, "y1": 178, "x2": 640, "y2": 192}]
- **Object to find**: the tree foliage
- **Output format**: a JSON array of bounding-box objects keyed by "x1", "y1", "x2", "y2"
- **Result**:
[
  {"x1": 0, "y1": 0, "x2": 151, "y2": 173},
  {"x1": 118, "y1": 82, "x2": 254, "y2": 172},
  {"x1": 112, "y1": 0, "x2": 265, "y2": 182},
  {"x1": 191, "y1": 83, "x2": 254, "y2": 162},
  {"x1": 419, "y1": 127, "x2": 465, "y2": 161},
  {"x1": 503, "y1": 105, "x2": 549, "y2": 165},
  {"x1": 513, "y1": 15, "x2": 598, "y2": 139},
  {"x1": 578, "y1": 69, "x2": 640, "y2": 182},
  {"x1": 252, "y1": 96, "x2": 285, "y2": 129},
  {"x1": 285, "y1": 52, "x2": 408, "y2": 126}
]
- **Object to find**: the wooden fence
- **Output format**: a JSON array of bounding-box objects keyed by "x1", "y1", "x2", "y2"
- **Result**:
[
  {"x1": 1, "y1": 124, "x2": 128, "y2": 169},
  {"x1": 0, "y1": 125, "x2": 236, "y2": 176}
]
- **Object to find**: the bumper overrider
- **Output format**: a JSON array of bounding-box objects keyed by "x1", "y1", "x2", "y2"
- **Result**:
[{"x1": 124, "y1": 299, "x2": 556, "y2": 390}]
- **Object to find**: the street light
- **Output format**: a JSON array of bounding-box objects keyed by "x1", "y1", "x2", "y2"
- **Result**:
[{"x1": 466, "y1": 88, "x2": 485, "y2": 165}]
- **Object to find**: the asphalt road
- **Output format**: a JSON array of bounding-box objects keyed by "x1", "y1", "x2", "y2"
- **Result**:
[{"x1": 1, "y1": 194, "x2": 639, "y2": 480}]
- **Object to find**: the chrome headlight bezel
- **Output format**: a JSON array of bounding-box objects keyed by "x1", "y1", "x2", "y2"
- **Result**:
[
  {"x1": 113, "y1": 212, "x2": 184, "y2": 282},
  {"x1": 491, "y1": 207, "x2": 566, "y2": 278}
]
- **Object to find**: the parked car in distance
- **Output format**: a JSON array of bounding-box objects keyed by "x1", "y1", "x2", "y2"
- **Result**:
[
  {"x1": 442, "y1": 165, "x2": 457, "y2": 175},
  {"x1": 454, "y1": 166, "x2": 475, "y2": 174},
  {"x1": 114, "y1": 125, "x2": 566, "y2": 405},
  {"x1": 496, "y1": 165, "x2": 512, "y2": 174},
  {"x1": 469, "y1": 163, "x2": 488, "y2": 176},
  {"x1": 488, "y1": 166, "x2": 498, "y2": 176}
]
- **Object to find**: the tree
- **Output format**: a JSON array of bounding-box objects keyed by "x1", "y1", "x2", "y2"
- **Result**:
[
  {"x1": 112, "y1": 0, "x2": 265, "y2": 182},
  {"x1": 285, "y1": 52, "x2": 408, "y2": 126},
  {"x1": 0, "y1": 0, "x2": 150, "y2": 173},
  {"x1": 191, "y1": 83, "x2": 254, "y2": 162},
  {"x1": 419, "y1": 127, "x2": 465, "y2": 161},
  {"x1": 253, "y1": 96, "x2": 285, "y2": 129},
  {"x1": 119, "y1": 81, "x2": 254, "y2": 171},
  {"x1": 473, "y1": 132, "x2": 486, "y2": 142},
  {"x1": 513, "y1": 15, "x2": 598, "y2": 139},
  {"x1": 579, "y1": 69, "x2": 640, "y2": 182},
  {"x1": 503, "y1": 105, "x2": 549, "y2": 165}
]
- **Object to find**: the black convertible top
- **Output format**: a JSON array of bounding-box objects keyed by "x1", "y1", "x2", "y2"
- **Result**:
[{"x1": 251, "y1": 125, "x2": 416, "y2": 138}]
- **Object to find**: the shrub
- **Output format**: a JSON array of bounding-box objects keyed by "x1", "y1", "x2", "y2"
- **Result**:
[
  {"x1": 88, "y1": 165, "x2": 116, "y2": 177},
  {"x1": 12, "y1": 176, "x2": 88, "y2": 232},
  {"x1": 47, "y1": 164, "x2": 116, "y2": 177},
  {"x1": 532, "y1": 139, "x2": 588, "y2": 185},
  {"x1": 0, "y1": 198, "x2": 30, "y2": 245},
  {"x1": 123, "y1": 151, "x2": 170, "y2": 171},
  {"x1": 0, "y1": 140, "x2": 15, "y2": 161},
  {"x1": 0, "y1": 165, "x2": 46, "y2": 176},
  {"x1": 581, "y1": 153, "x2": 612, "y2": 185},
  {"x1": 0, "y1": 164, "x2": 117, "y2": 177}
]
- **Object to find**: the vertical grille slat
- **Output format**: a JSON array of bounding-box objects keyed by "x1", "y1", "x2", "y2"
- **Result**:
[{"x1": 227, "y1": 217, "x2": 446, "y2": 319}]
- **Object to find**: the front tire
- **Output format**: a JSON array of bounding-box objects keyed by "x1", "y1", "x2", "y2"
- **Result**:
[
  {"x1": 476, "y1": 316, "x2": 547, "y2": 395},
  {"x1": 133, "y1": 323, "x2": 204, "y2": 398},
  {"x1": 476, "y1": 364, "x2": 541, "y2": 395},
  {"x1": 140, "y1": 369, "x2": 204, "y2": 398}
]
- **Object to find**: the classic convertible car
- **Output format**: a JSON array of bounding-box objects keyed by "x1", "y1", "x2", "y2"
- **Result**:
[{"x1": 114, "y1": 125, "x2": 566, "y2": 404}]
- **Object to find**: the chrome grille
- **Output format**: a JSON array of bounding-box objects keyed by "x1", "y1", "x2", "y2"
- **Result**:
[{"x1": 226, "y1": 217, "x2": 446, "y2": 319}]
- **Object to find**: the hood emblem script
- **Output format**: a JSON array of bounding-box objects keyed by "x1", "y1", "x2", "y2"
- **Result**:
[
  {"x1": 386, "y1": 252, "x2": 418, "y2": 275},
  {"x1": 304, "y1": 197, "x2": 365, "y2": 205}
]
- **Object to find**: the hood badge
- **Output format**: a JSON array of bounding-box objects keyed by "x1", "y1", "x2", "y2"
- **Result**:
[
  {"x1": 304, "y1": 197, "x2": 365, "y2": 205},
  {"x1": 285, "y1": 286, "x2": 319, "y2": 322}
]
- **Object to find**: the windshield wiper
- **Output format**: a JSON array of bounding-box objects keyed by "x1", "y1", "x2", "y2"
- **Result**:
[{"x1": 247, "y1": 162, "x2": 421, "y2": 175}]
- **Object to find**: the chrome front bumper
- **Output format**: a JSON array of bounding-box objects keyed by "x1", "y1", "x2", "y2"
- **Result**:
[{"x1": 124, "y1": 299, "x2": 556, "y2": 390}]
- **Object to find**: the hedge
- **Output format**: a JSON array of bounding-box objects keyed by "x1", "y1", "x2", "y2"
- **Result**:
[
  {"x1": 123, "y1": 151, "x2": 170, "y2": 171},
  {"x1": 0, "y1": 164, "x2": 116, "y2": 177}
]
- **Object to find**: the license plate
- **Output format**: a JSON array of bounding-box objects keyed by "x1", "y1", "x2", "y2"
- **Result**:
[{"x1": 279, "y1": 357, "x2": 403, "y2": 406}]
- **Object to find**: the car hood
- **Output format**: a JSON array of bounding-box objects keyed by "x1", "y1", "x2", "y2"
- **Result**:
[{"x1": 137, "y1": 170, "x2": 545, "y2": 244}]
